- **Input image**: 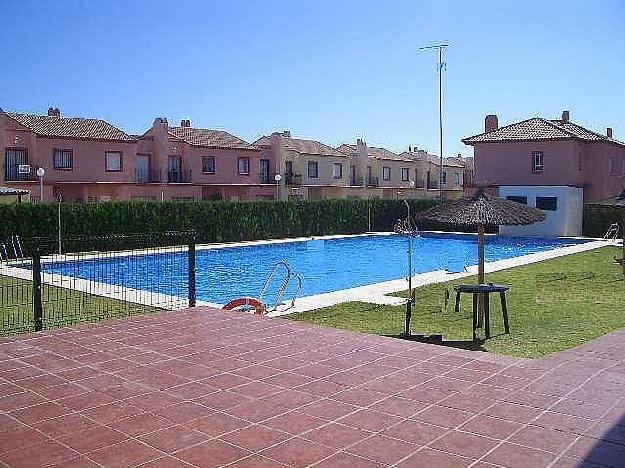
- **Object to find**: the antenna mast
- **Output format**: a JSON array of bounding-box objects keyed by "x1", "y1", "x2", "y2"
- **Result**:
[{"x1": 419, "y1": 43, "x2": 449, "y2": 204}]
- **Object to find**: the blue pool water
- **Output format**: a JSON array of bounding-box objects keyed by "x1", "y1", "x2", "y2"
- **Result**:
[{"x1": 42, "y1": 233, "x2": 586, "y2": 305}]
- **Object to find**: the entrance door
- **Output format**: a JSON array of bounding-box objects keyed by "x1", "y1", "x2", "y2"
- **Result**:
[
  {"x1": 136, "y1": 154, "x2": 150, "y2": 183},
  {"x1": 4, "y1": 148, "x2": 28, "y2": 181},
  {"x1": 168, "y1": 156, "x2": 182, "y2": 183}
]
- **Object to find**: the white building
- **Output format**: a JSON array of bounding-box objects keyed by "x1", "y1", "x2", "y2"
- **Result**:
[{"x1": 498, "y1": 186, "x2": 583, "y2": 237}]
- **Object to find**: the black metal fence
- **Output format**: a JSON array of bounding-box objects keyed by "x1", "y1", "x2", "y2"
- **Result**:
[{"x1": 0, "y1": 231, "x2": 196, "y2": 336}]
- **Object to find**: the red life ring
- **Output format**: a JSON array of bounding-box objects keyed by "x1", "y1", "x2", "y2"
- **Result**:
[{"x1": 222, "y1": 297, "x2": 266, "y2": 315}]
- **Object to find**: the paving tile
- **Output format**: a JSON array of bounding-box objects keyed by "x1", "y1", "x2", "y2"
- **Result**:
[
  {"x1": 177, "y1": 439, "x2": 252, "y2": 467},
  {"x1": 88, "y1": 439, "x2": 164, "y2": 468},
  {"x1": 156, "y1": 401, "x2": 208, "y2": 424},
  {"x1": 139, "y1": 424, "x2": 211, "y2": 453},
  {"x1": 227, "y1": 455, "x2": 289, "y2": 467},
  {"x1": 298, "y1": 398, "x2": 358, "y2": 420},
  {"x1": 108, "y1": 411, "x2": 174, "y2": 437},
  {"x1": 458, "y1": 415, "x2": 523, "y2": 440},
  {"x1": 33, "y1": 412, "x2": 98, "y2": 438},
  {"x1": 396, "y1": 447, "x2": 473, "y2": 467},
  {"x1": 533, "y1": 411, "x2": 595, "y2": 435},
  {"x1": 509, "y1": 425, "x2": 578, "y2": 453},
  {"x1": 187, "y1": 410, "x2": 250, "y2": 437},
  {"x1": 0, "y1": 439, "x2": 78, "y2": 466},
  {"x1": 81, "y1": 400, "x2": 145, "y2": 424},
  {"x1": 346, "y1": 434, "x2": 419, "y2": 464},
  {"x1": 262, "y1": 410, "x2": 327, "y2": 434},
  {"x1": 57, "y1": 424, "x2": 126, "y2": 454},
  {"x1": 0, "y1": 424, "x2": 50, "y2": 454},
  {"x1": 220, "y1": 424, "x2": 291, "y2": 452},
  {"x1": 382, "y1": 419, "x2": 448, "y2": 445},
  {"x1": 260, "y1": 437, "x2": 337, "y2": 467},
  {"x1": 339, "y1": 408, "x2": 403, "y2": 432},
  {"x1": 564, "y1": 436, "x2": 625, "y2": 467},
  {"x1": 9, "y1": 400, "x2": 71, "y2": 424},
  {"x1": 431, "y1": 430, "x2": 499, "y2": 459},
  {"x1": 482, "y1": 401, "x2": 543, "y2": 423},
  {"x1": 484, "y1": 442, "x2": 558, "y2": 468},
  {"x1": 303, "y1": 422, "x2": 371, "y2": 448},
  {"x1": 411, "y1": 405, "x2": 474, "y2": 429}
]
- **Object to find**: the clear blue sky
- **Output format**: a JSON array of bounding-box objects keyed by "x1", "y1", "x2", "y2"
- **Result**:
[{"x1": 1, "y1": 0, "x2": 623, "y2": 157}]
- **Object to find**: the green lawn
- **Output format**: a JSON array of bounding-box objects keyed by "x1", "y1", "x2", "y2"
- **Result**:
[
  {"x1": 0, "y1": 274, "x2": 158, "y2": 336},
  {"x1": 289, "y1": 246, "x2": 625, "y2": 358}
]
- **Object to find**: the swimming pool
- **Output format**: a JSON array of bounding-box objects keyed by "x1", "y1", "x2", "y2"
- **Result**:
[{"x1": 42, "y1": 233, "x2": 586, "y2": 305}]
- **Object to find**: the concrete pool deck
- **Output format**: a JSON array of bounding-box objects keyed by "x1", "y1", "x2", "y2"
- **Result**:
[{"x1": 1, "y1": 307, "x2": 624, "y2": 467}]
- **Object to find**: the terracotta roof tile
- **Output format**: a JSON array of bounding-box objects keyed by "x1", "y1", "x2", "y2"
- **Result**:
[
  {"x1": 168, "y1": 127, "x2": 256, "y2": 150},
  {"x1": 5, "y1": 112, "x2": 135, "y2": 142},
  {"x1": 338, "y1": 144, "x2": 411, "y2": 162},
  {"x1": 463, "y1": 117, "x2": 624, "y2": 147},
  {"x1": 254, "y1": 135, "x2": 346, "y2": 157}
]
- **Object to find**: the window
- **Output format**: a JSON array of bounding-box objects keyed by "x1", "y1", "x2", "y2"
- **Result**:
[
  {"x1": 532, "y1": 151, "x2": 544, "y2": 173},
  {"x1": 172, "y1": 196, "x2": 195, "y2": 202},
  {"x1": 105, "y1": 151, "x2": 122, "y2": 172},
  {"x1": 441, "y1": 171, "x2": 447, "y2": 184},
  {"x1": 54, "y1": 149, "x2": 73, "y2": 170},
  {"x1": 382, "y1": 166, "x2": 391, "y2": 181},
  {"x1": 536, "y1": 196, "x2": 557, "y2": 211},
  {"x1": 401, "y1": 168, "x2": 409, "y2": 181},
  {"x1": 308, "y1": 161, "x2": 319, "y2": 178},
  {"x1": 609, "y1": 157, "x2": 617, "y2": 174},
  {"x1": 506, "y1": 195, "x2": 528, "y2": 205},
  {"x1": 130, "y1": 196, "x2": 156, "y2": 201},
  {"x1": 578, "y1": 152, "x2": 583, "y2": 171},
  {"x1": 237, "y1": 157, "x2": 250, "y2": 175},
  {"x1": 332, "y1": 163, "x2": 343, "y2": 179},
  {"x1": 202, "y1": 156, "x2": 215, "y2": 174},
  {"x1": 454, "y1": 172, "x2": 460, "y2": 185},
  {"x1": 259, "y1": 159, "x2": 270, "y2": 183}
]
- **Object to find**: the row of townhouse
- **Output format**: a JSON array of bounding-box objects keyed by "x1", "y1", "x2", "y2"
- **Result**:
[{"x1": 0, "y1": 107, "x2": 470, "y2": 202}]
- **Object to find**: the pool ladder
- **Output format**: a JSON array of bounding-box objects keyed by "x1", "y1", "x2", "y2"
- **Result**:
[
  {"x1": 258, "y1": 261, "x2": 303, "y2": 312},
  {"x1": 604, "y1": 223, "x2": 620, "y2": 240}
]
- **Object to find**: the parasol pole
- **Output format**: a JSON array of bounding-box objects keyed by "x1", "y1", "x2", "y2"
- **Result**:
[{"x1": 477, "y1": 224, "x2": 486, "y2": 326}]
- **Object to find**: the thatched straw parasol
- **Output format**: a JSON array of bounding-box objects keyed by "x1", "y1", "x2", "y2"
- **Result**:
[
  {"x1": 416, "y1": 188, "x2": 546, "y2": 285},
  {"x1": 588, "y1": 189, "x2": 625, "y2": 275}
]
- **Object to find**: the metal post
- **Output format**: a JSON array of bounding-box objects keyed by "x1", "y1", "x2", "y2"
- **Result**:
[
  {"x1": 367, "y1": 198, "x2": 371, "y2": 231},
  {"x1": 188, "y1": 230, "x2": 196, "y2": 307},
  {"x1": 32, "y1": 247, "x2": 43, "y2": 332},
  {"x1": 57, "y1": 194, "x2": 62, "y2": 255},
  {"x1": 438, "y1": 46, "x2": 444, "y2": 204},
  {"x1": 39, "y1": 177, "x2": 43, "y2": 203},
  {"x1": 404, "y1": 200, "x2": 413, "y2": 336}
]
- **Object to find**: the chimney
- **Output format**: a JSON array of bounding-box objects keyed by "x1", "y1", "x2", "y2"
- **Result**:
[
  {"x1": 180, "y1": 119, "x2": 191, "y2": 127},
  {"x1": 47, "y1": 107, "x2": 60, "y2": 117},
  {"x1": 607, "y1": 127, "x2": 613, "y2": 139},
  {"x1": 281, "y1": 130, "x2": 291, "y2": 138},
  {"x1": 561, "y1": 110, "x2": 569, "y2": 123},
  {"x1": 485, "y1": 114, "x2": 498, "y2": 132}
]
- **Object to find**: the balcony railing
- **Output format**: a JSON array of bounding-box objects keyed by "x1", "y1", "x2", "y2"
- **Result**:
[
  {"x1": 414, "y1": 178, "x2": 426, "y2": 189},
  {"x1": 135, "y1": 168, "x2": 162, "y2": 184},
  {"x1": 168, "y1": 169, "x2": 192, "y2": 183},
  {"x1": 285, "y1": 173, "x2": 302, "y2": 186},
  {"x1": 349, "y1": 176, "x2": 364, "y2": 186},
  {"x1": 260, "y1": 172, "x2": 271, "y2": 184},
  {"x1": 427, "y1": 180, "x2": 439, "y2": 189},
  {"x1": 366, "y1": 176, "x2": 379, "y2": 188},
  {"x1": 4, "y1": 168, "x2": 37, "y2": 182}
]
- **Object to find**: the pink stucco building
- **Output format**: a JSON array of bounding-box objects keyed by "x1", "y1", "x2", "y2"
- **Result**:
[
  {"x1": 0, "y1": 109, "x2": 274, "y2": 202},
  {"x1": 463, "y1": 111, "x2": 625, "y2": 202}
]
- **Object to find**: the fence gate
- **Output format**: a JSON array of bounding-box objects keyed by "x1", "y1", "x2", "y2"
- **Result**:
[{"x1": 0, "y1": 231, "x2": 196, "y2": 336}]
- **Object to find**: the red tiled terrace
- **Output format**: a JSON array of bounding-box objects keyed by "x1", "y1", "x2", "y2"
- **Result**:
[{"x1": 1, "y1": 307, "x2": 625, "y2": 467}]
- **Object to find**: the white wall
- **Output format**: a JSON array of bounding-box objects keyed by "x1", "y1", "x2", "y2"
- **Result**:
[{"x1": 499, "y1": 186, "x2": 583, "y2": 237}]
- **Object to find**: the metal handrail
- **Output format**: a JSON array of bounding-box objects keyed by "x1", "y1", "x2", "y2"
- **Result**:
[
  {"x1": 604, "y1": 223, "x2": 620, "y2": 240},
  {"x1": 258, "y1": 261, "x2": 291, "y2": 310},
  {"x1": 258, "y1": 261, "x2": 304, "y2": 311}
]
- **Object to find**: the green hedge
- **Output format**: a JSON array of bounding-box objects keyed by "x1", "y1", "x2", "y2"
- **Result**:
[
  {"x1": 583, "y1": 205, "x2": 624, "y2": 238},
  {"x1": 0, "y1": 198, "x2": 440, "y2": 246}
]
